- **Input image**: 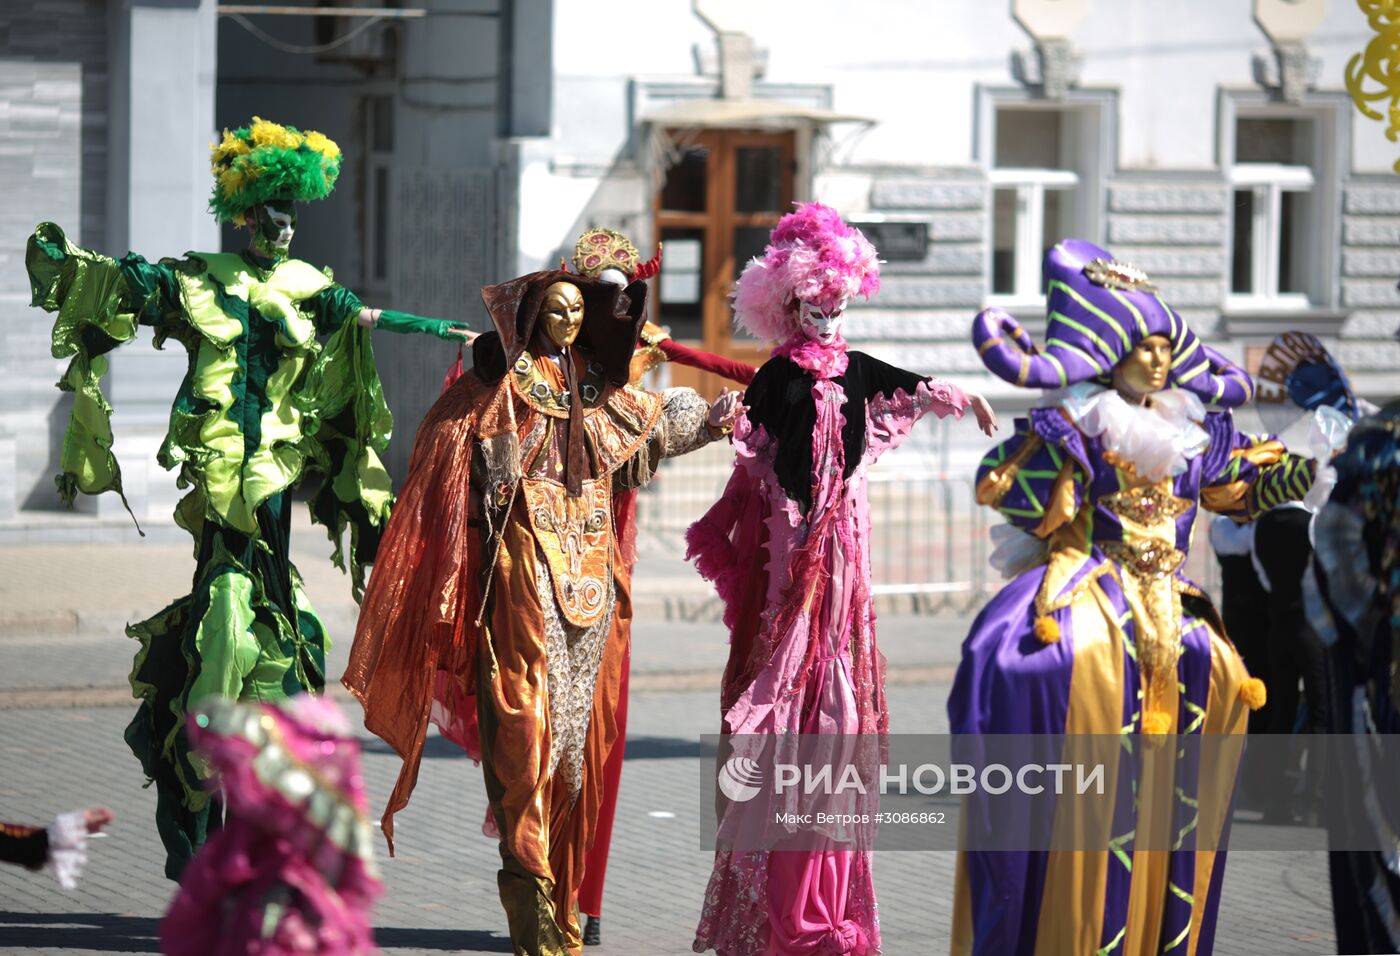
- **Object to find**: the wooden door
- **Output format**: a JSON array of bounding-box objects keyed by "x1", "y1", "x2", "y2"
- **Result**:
[{"x1": 652, "y1": 129, "x2": 795, "y2": 397}]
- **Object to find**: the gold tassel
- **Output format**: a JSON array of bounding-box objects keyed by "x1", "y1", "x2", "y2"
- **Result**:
[
  {"x1": 1142, "y1": 708, "x2": 1173, "y2": 736},
  {"x1": 1034, "y1": 614, "x2": 1061, "y2": 644},
  {"x1": 1238, "y1": 677, "x2": 1267, "y2": 710}
]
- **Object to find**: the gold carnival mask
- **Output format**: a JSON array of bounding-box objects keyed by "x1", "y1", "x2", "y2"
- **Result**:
[
  {"x1": 539, "y1": 281, "x2": 585, "y2": 350},
  {"x1": 1113, "y1": 334, "x2": 1172, "y2": 402}
]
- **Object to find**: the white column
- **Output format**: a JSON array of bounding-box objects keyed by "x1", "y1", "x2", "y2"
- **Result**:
[{"x1": 102, "y1": 0, "x2": 217, "y2": 524}]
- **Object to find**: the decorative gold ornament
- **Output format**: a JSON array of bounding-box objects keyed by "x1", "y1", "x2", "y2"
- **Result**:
[
  {"x1": 521, "y1": 478, "x2": 612, "y2": 628},
  {"x1": 1082, "y1": 257, "x2": 1158, "y2": 293},
  {"x1": 638, "y1": 321, "x2": 670, "y2": 346},
  {"x1": 1141, "y1": 708, "x2": 1173, "y2": 735},
  {"x1": 1103, "y1": 537, "x2": 1185, "y2": 579},
  {"x1": 1238, "y1": 677, "x2": 1267, "y2": 710},
  {"x1": 512, "y1": 350, "x2": 607, "y2": 414},
  {"x1": 572, "y1": 228, "x2": 640, "y2": 278},
  {"x1": 1034, "y1": 615, "x2": 1062, "y2": 644},
  {"x1": 1347, "y1": 1, "x2": 1400, "y2": 173},
  {"x1": 1103, "y1": 484, "x2": 1192, "y2": 527}
]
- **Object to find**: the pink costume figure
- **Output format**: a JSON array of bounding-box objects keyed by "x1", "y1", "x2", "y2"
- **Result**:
[
  {"x1": 687, "y1": 204, "x2": 996, "y2": 956},
  {"x1": 161, "y1": 695, "x2": 382, "y2": 956}
]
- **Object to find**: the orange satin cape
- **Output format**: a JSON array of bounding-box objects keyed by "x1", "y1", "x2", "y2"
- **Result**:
[{"x1": 342, "y1": 371, "x2": 489, "y2": 853}]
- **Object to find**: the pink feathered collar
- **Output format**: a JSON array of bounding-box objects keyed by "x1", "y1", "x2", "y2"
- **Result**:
[{"x1": 772, "y1": 336, "x2": 848, "y2": 380}]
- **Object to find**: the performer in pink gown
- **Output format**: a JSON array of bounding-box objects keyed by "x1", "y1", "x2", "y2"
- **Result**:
[{"x1": 687, "y1": 204, "x2": 996, "y2": 955}]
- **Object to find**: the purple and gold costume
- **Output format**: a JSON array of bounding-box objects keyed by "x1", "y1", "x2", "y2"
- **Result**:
[{"x1": 949, "y1": 240, "x2": 1316, "y2": 956}]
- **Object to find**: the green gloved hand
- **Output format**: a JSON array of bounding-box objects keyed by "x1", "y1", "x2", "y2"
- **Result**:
[{"x1": 374, "y1": 308, "x2": 472, "y2": 341}]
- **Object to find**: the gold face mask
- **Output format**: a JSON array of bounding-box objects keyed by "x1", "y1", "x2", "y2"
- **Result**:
[
  {"x1": 1113, "y1": 334, "x2": 1173, "y2": 400},
  {"x1": 538, "y1": 281, "x2": 585, "y2": 350}
]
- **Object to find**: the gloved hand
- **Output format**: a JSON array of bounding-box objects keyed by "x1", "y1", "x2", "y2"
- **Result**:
[{"x1": 369, "y1": 308, "x2": 473, "y2": 341}]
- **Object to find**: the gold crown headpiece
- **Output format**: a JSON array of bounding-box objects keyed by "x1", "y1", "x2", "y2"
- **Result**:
[{"x1": 572, "y1": 228, "x2": 661, "y2": 281}]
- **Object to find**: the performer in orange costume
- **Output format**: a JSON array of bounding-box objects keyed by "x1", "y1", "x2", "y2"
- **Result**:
[
  {"x1": 345, "y1": 263, "x2": 740, "y2": 955},
  {"x1": 432, "y1": 228, "x2": 758, "y2": 948}
]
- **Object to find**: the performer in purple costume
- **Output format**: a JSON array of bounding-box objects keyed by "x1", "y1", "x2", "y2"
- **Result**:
[{"x1": 949, "y1": 239, "x2": 1318, "y2": 956}]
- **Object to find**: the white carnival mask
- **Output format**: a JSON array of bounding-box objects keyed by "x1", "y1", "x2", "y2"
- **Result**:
[
  {"x1": 253, "y1": 202, "x2": 297, "y2": 259},
  {"x1": 267, "y1": 209, "x2": 295, "y2": 251},
  {"x1": 799, "y1": 298, "x2": 848, "y2": 344}
]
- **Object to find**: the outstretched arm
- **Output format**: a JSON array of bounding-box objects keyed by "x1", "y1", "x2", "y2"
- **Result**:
[
  {"x1": 857, "y1": 352, "x2": 996, "y2": 464},
  {"x1": 1199, "y1": 412, "x2": 1317, "y2": 521},
  {"x1": 28, "y1": 222, "x2": 184, "y2": 351},
  {"x1": 966, "y1": 393, "x2": 998, "y2": 437},
  {"x1": 0, "y1": 821, "x2": 48, "y2": 871},
  {"x1": 306, "y1": 286, "x2": 473, "y2": 341},
  {"x1": 616, "y1": 387, "x2": 739, "y2": 488},
  {"x1": 650, "y1": 387, "x2": 730, "y2": 459},
  {"x1": 0, "y1": 808, "x2": 111, "y2": 888},
  {"x1": 627, "y1": 323, "x2": 755, "y2": 386},
  {"x1": 358, "y1": 306, "x2": 473, "y2": 342},
  {"x1": 656, "y1": 338, "x2": 757, "y2": 386},
  {"x1": 26, "y1": 223, "x2": 185, "y2": 516}
]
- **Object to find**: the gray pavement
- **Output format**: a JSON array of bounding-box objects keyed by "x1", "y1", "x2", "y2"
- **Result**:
[
  {"x1": 0, "y1": 685, "x2": 1340, "y2": 956},
  {"x1": 0, "y1": 518, "x2": 1339, "y2": 955}
]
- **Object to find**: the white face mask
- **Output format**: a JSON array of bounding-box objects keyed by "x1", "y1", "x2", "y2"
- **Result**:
[
  {"x1": 267, "y1": 209, "x2": 295, "y2": 251},
  {"x1": 799, "y1": 299, "x2": 848, "y2": 344},
  {"x1": 252, "y1": 203, "x2": 297, "y2": 259}
]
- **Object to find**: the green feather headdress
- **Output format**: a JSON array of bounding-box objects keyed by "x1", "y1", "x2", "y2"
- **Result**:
[{"x1": 209, "y1": 117, "x2": 342, "y2": 223}]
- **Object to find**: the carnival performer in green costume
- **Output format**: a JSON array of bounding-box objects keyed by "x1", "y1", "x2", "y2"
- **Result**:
[{"x1": 25, "y1": 117, "x2": 468, "y2": 880}]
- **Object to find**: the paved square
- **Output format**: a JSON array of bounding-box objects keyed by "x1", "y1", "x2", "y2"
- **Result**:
[
  {"x1": 0, "y1": 679, "x2": 1336, "y2": 955},
  {"x1": 0, "y1": 522, "x2": 1338, "y2": 954}
]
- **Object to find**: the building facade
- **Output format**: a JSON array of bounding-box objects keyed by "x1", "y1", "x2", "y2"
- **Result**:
[
  {"x1": 1, "y1": 0, "x2": 216, "y2": 530},
  {"x1": 1, "y1": 0, "x2": 1396, "y2": 532}
]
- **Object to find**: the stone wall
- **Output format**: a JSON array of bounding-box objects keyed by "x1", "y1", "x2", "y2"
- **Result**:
[
  {"x1": 1339, "y1": 181, "x2": 1400, "y2": 394},
  {"x1": 838, "y1": 164, "x2": 1400, "y2": 474},
  {"x1": 0, "y1": 1, "x2": 108, "y2": 518}
]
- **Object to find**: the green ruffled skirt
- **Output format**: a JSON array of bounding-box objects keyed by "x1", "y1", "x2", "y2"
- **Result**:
[{"x1": 123, "y1": 491, "x2": 328, "y2": 879}]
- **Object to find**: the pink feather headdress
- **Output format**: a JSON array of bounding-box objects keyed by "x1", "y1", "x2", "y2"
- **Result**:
[{"x1": 732, "y1": 202, "x2": 881, "y2": 343}]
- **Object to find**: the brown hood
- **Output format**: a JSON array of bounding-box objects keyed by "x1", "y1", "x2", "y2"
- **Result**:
[{"x1": 479, "y1": 270, "x2": 648, "y2": 386}]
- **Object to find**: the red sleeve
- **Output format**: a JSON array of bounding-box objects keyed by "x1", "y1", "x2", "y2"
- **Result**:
[{"x1": 657, "y1": 339, "x2": 757, "y2": 386}]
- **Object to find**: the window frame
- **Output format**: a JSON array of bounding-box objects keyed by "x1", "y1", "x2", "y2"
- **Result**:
[
  {"x1": 1227, "y1": 162, "x2": 1315, "y2": 311},
  {"x1": 976, "y1": 87, "x2": 1115, "y2": 311},
  {"x1": 1217, "y1": 92, "x2": 1349, "y2": 315},
  {"x1": 988, "y1": 167, "x2": 1080, "y2": 306}
]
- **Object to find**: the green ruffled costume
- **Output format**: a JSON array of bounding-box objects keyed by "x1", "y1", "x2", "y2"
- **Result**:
[{"x1": 27, "y1": 222, "x2": 395, "y2": 879}]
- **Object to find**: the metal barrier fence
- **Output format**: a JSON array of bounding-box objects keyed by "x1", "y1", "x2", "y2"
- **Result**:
[
  {"x1": 634, "y1": 444, "x2": 1222, "y2": 615},
  {"x1": 864, "y1": 469, "x2": 992, "y2": 615}
]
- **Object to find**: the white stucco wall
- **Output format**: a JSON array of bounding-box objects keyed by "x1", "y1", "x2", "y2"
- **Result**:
[
  {"x1": 550, "y1": 0, "x2": 1384, "y2": 174},
  {"x1": 539, "y1": 0, "x2": 1398, "y2": 468},
  {"x1": 103, "y1": 0, "x2": 219, "y2": 525}
]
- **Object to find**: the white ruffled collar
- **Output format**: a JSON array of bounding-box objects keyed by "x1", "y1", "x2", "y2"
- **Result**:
[{"x1": 1052, "y1": 383, "x2": 1210, "y2": 481}]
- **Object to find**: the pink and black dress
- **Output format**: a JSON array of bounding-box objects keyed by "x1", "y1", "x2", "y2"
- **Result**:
[{"x1": 688, "y1": 338, "x2": 968, "y2": 955}]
